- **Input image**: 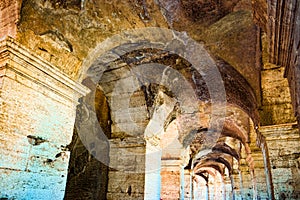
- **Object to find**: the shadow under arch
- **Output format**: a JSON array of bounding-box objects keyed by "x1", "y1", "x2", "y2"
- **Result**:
[{"x1": 75, "y1": 27, "x2": 227, "y2": 170}]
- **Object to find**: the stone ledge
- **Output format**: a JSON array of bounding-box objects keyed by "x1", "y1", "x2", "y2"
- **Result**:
[
  {"x1": 259, "y1": 123, "x2": 298, "y2": 134},
  {"x1": 161, "y1": 159, "x2": 184, "y2": 171},
  {"x1": 0, "y1": 37, "x2": 89, "y2": 102},
  {"x1": 109, "y1": 137, "x2": 146, "y2": 147},
  {"x1": 259, "y1": 123, "x2": 300, "y2": 144}
]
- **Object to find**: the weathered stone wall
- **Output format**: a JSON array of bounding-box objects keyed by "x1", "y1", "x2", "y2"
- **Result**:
[
  {"x1": 0, "y1": 38, "x2": 87, "y2": 199},
  {"x1": 260, "y1": 124, "x2": 300, "y2": 200},
  {"x1": 0, "y1": 0, "x2": 20, "y2": 39},
  {"x1": 1, "y1": 1, "x2": 299, "y2": 199},
  {"x1": 160, "y1": 169, "x2": 181, "y2": 200},
  {"x1": 258, "y1": 28, "x2": 300, "y2": 199},
  {"x1": 258, "y1": 20, "x2": 299, "y2": 199},
  {"x1": 259, "y1": 30, "x2": 296, "y2": 126},
  {"x1": 183, "y1": 170, "x2": 192, "y2": 200},
  {"x1": 253, "y1": 0, "x2": 300, "y2": 129},
  {"x1": 260, "y1": 64, "x2": 296, "y2": 125},
  {"x1": 249, "y1": 122, "x2": 269, "y2": 199}
]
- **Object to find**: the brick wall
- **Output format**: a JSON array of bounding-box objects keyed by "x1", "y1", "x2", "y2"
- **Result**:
[{"x1": 0, "y1": 0, "x2": 21, "y2": 39}]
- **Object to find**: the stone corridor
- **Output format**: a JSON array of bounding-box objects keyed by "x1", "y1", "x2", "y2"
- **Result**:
[{"x1": 0, "y1": 0, "x2": 300, "y2": 199}]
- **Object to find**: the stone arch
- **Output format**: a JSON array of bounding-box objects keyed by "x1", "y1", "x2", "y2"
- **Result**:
[
  {"x1": 75, "y1": 27, "x2": 228, "y2": 200},
  {"x1": 76, "y1": 27, "x2": 229, "y2": 168},
  {"x1": 218, "y1": 60, "x2": 259, "y2": 125},
  {"x1": 188, "y1": 100, "x2": 264, "y2": 200},
  {"x1": 74, "y1": 27, "x2": 266, "y2": 200},
  {"x1": 195, "y1": 166, "x2": 225, "y2": 199},
  {"x1": 190, "y1": 104, "x2": 253, "y2": 162},
  {"x1": 195, "y1": 154, "x2": 233, "y2": 174},
  {"x1": 212, "y1": 141, "x2": 240, "y2": 160}
]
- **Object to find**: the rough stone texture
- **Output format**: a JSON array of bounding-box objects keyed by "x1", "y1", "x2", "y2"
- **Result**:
[
  {"x1": 160, "y1": 167, "x2": 181, "y2": 200},
  {"x1": 107, "y1": 172, "x2": 145, "y2": 200},
  {"x1": 16, "y1": 0, "x2": 168, "y2": 79},
  {"x1": 251, "y1": 0, "x2": 267, "y2": 31},
  {"x1": 287, "y1": 2, "x2": 300, "y2": 129},
  {"x1": 260, "y1": 65, "x2": 296, "y2": 125},
  {"x1": 107, "y1": 138, "x2": 146, "y2": 200},
  {"x1": 64, "y1": 129, "x2": 109, "y2": 200},
  {"x1": 184, "y1": 170, "x2": 192, "y2": 200},
  {"x1": 266, "y1": 0, "x2": 298, "y2": 68},
  {"x1": 0, "y1": 38, "x2": 87, "y2": 199},
  {"x1": 1, "y1": 0, "x2": 300, "y2": 199},
  {"x1": 260, "y1": 124, "x2": 300, "y2": 200},
  {"x1": 14, "y1": 0, "x2": 261, "y2": 102},
  {"x1": 231, "y1": 167, "x2": 242, "y2": 199},
  {"x1": 0, "y1": 0, "x2": 21, "y2": 39},
  {"x1": 254, "y1": 0, "x2": 300, "y2": 129},
  {"x1": 260, "y1": 26, "x2": 296, "y2": 126},
  {"x1": 249, "y1": 122, "x2": 270, "y2": 199},
  {"x1": 201, "y1": 10, "x2": 261, "y2": 103}
]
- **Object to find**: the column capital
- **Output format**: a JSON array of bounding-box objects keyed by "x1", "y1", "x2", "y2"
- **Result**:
[
  {"x1": 145, "y1": 135, "x2": 161, "y2": 147},
  {"x1": 161, "y1": 159, "x2": 185, "y2": 171}
]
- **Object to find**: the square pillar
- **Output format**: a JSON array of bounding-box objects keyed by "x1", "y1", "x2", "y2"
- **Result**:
[
  {"x1": 144, "y1": 140, "x2": 162, "y2": 200},
  {"x1": 184, "y1": 170, "x2": 192, "y2": 200},
  {"x1": 0, "y1": 38, "x2": 88, "y2": 199},
  {"x1": 223, "y1": 176, "x2": 232, "y2": 200},
  {"x1": 231, "y1": 170, "x2": 242, "y2": 200},
  {"x1": 239, "y1": 161, "x2": 254, "y2": 199},
  {"x1": 107, "y1": 137, "x2": 146, "y2": 200},
  {"x1": 160, "y1": 159, "x2": 184, "y2": 200}
]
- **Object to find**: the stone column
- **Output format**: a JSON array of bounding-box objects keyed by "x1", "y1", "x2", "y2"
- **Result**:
[
  {"x1": 0, "y1": 38, "x2": 88, "y2": 199},
  {"x1": 249, "y1": 121, "x2": 270, "y2": 199},
  {"x1": 259, "y1": 123, "x2": 300, "y2": 199},
  {"x1": 184, "y1": 170, "x2": 192, "y2": 200},
  {"x1": 223, "y1": 175, "x2": 232, "y2": 200},
  {"x1": 239, "y1": 160, "x2": 254, "y2": 199},
  {"x1": 193, "y1": 175, "x2": 208, "y2": 200},
  {"x1": 160, "y1": 159, "x2": 183, "y2": 200},
  {"x1": 144, "y1": 92, "x2": 176, "y2": 200},
  {"x1": 250, "y1": 149, "x2": 269, "y2": 199},
  {"x1": 255, "y1": 132, "x2": 275, "y2": 200},
  {"x1": 207, "y1": 175, "x2": 215, "y2": 199},
  {"x1": 212, "y1": 173, "x2": 223, "y2": 200},
  {"x1": 231, "y1": 170, "x2": 241, "y2": 200},
  {"x1": 107, "y1": 137, "x2": 146, "y2": 200},
  {"x1": 231, "y1": 158, "x2": 243, "y2": 200},
  {"x1": 144, "y1": 139, "x2": 162, "y2": 200}
]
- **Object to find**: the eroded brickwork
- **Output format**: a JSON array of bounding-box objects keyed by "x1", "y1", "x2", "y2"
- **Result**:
[
  {"x1": 260, "y1": 124, "x2": 300, "y2": 199},
  {"x1": 1, "y1": 0, "x2": 300, "y2": 199},
  {"x1": 0, "y1": 38, "x2": 87, "y2": 199},
  {"x1": 0, "y1": 0, "x2": 20, "y2": 39}
]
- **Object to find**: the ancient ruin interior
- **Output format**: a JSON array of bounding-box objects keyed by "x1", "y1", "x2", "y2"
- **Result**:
[{"x1": 0, "y1": 0, "x2": 300, "y2": 199}]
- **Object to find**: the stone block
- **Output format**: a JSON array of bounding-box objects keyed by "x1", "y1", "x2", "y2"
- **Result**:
[
  {"x1": 0, "y1": 39, "x2": 88, "y2": 200},
  {"x1": 111, "y1": 107, "x2": 149, "y2": 124},
  {"x1": 271, "y1": 168, "x2": 292, "y2": 183},
  {"x1": 111, "y1": 122, "x2": 147, "y2": 137}
]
